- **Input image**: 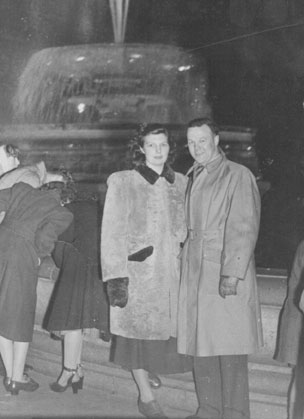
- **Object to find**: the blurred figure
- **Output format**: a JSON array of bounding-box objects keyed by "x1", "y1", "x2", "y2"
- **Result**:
[{"x1": 274, "y1": 240, "x2": 304, "y2": 419}]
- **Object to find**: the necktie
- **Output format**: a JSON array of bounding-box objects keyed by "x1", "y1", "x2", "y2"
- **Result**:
[{"x1": 193, "y1": 164, "x2": 205, "y2": 180}]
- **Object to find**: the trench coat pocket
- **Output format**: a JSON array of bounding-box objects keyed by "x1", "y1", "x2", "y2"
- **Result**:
[
  {"x1": 202, "y1": 247, "x2": 222, "y2": 264},
  {"x1": 202, "y1": 247, "x2": 222, "y2": 295},
  {"x1": 128, "y1": 246, "x2": 153, "y2": 262}
]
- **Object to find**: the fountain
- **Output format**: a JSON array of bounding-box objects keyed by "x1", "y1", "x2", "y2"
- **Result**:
[
  {"x1": 0, "y1": 42, "x2": 209, "y2": 190},
  {"x1": 0, "y1": 0, "x2": 256, "y2": 190}
]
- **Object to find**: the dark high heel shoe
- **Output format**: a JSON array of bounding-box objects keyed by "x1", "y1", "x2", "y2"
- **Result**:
[
  {"x1": 10, "y1": 376, "x2": 39, "y2": 395},
  {"x1": 148, "y1": 372, "x2": 162, "y2": 390},
  {"x1": 49, "y1": 366, "x2": 81, "y2": 394}
]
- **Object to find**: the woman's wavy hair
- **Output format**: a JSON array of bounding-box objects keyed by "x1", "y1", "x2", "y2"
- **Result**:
[{"x1": 129, "y1": 123, "x2": 177, "y2": 167}]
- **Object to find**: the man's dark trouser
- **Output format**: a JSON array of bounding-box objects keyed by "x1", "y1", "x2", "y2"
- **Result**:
[{"x1": 193, "y1": 354, "x2": 250, "y2": 419}]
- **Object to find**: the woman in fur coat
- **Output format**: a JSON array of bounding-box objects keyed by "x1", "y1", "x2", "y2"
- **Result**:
[{"x1": 101, "y1": 124, "x2": 192, "y2": 419}]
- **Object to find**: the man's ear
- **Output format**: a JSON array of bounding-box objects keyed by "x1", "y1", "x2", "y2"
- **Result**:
[
  {"x1": 139, "y1": 146, "x2": 145, "y2": 154},
  {"x1": 214, "y1": 135, "x2": 219, "y2": 147}
]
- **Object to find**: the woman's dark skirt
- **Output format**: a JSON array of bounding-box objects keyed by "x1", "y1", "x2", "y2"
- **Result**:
[
  {"x1": 43, "y1": 244, "x2": 109, "y2": 336},
  {"x1": 110, "y1": 335, "x2": 193, "y2": 374}
]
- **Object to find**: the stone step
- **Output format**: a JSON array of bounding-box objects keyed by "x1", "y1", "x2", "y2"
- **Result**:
[{"x1": 27, "y1": 327, "x2": 290, "y2": 419}]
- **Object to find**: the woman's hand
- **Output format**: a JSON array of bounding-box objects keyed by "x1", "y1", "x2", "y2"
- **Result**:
[{"x1": 107, "y1": 277, "x2": 129, "y2": 308}]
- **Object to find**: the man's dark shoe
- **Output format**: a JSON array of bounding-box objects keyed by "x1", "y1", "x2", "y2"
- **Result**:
[
  {"x1": 148, "y1": 372, "x2": 162, "y2": 389},
  {"x1": 9, "y1": 376, "x2": 39, "y2": 395}
]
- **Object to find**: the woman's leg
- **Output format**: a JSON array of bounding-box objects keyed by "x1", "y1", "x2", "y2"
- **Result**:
[
  {"x1": 133, "y1": 369, "x2": 167, "y2": 417},
  {"x1": 0, "y1": 335, "x2": 13, "y2": 378},
  {"x1": 12, "y1": 341, "x2": 29, "y2": 382},
  {"x1": 132, "y1": 369, "x2": 154, "y2": 402},
  {"x1": 75, "y1": 332, "x2": 84, "y2": 379},
  {"x1": 57, "y1": 330, "x2": 83, "y2": 386},
  {"x1": 288, "y1": 368, "x2": 296, "y2": 419}
]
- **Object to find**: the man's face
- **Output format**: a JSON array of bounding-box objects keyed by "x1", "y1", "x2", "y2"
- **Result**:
[{"x1": 187, "y1": 124, "x2": 219, "y2": 165}]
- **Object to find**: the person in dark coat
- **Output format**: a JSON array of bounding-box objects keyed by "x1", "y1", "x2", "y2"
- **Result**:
[
  {"x1": 274, "y1": 240, "x2": 304, "y2": 419},
  {"x1": 43, "y1": 182, "x2": 109, "y2": 394},
  {"x1": 0, "y1": 179, "x2": 73, "y2": 395}
]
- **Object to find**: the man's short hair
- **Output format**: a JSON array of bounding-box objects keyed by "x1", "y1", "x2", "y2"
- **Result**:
[{"x1": 187, "y1": 118, "x2": 219, "y2": 136}]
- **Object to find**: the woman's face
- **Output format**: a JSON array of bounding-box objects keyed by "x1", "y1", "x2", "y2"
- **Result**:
[{"x1": 141, "y1": 133, "x2": 170, "y2": 173}]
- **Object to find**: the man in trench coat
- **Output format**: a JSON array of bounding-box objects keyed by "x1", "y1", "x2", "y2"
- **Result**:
[{"x1": 177, "y1": 118, "x2": 263, "y2": 419}]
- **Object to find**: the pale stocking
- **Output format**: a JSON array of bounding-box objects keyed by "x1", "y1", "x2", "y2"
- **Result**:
[
  {"x1": 132, "y1": 369, "x2": 154, "y2": 403},
  {"x1": 12, "y1": 341, "x2": 29, "y2": 382},
  {"x1": 58, "y1": 329, "x2": 83, "y2": 386},
  {"x1": 0, "y1": 335, "x2": 13, "y2": 378}
]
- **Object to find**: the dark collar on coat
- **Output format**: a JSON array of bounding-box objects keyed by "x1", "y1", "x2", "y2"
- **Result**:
[
  {"x1": 135, "y1": 164, "x2": 175, "y2": 185},
  {"x1": 187, "y1": 148, "x2": 225, "y2": 179}
]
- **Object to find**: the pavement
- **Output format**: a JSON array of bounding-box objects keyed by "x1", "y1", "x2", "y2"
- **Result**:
[{"x1": 0, "y1": 369, "x2": 191, "y2": 419}]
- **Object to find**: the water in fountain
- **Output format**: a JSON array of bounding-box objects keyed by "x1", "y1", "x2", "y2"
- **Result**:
[{"x1": 13, "y1": 43, "x2": 210, "y2": 126}]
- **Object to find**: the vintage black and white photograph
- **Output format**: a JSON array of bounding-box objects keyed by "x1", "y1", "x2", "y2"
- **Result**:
[{"x1": 0, "y1": 1, "x2": 303, "y2": 418}]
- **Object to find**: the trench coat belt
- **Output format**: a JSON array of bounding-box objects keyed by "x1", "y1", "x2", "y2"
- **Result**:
[
  {"x1": 187, "y1": 228, "x2": 219, "y2": 241},
  {"x1": 1, "y1": 219, "x2": 35, "y2": 241}
]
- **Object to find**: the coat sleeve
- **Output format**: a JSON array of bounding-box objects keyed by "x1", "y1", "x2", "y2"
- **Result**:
[
  {"x1": 100, "y1": 172, "x2": 129, "y2": 282},
  {"x1": 35, "y1": 206, "x2": 74, "y2": 258},
  {"x1": 0, "y1": 187, "x2": 11, "y2": 209},
  {"x1": 221, "y1": 168, "x2": 261, "y2": 279},
  {"x1": 174, "y1": 173, "x2": 188, "y2": 244},
  {"x1": 286, "y1": 240, "x2": 304, "y2": 308}
]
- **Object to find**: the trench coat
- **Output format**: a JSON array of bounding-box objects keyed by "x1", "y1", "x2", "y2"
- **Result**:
[
  {"x1": 101, "y1": 166, "x2": 187, "y2": 340},
  {"x1": 177, "y1": 151, "x2": 263, "y2": 356},
  {"x1": 0, "y1": 182, "x2": 73, "y2": 342}
]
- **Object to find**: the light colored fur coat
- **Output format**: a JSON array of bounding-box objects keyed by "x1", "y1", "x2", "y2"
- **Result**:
[{"x1": 101, "y1": 168, "x2": 187, "y2": 340}]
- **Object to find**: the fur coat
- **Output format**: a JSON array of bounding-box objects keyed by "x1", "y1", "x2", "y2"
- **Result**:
[{"x1": 101, "y1": 165, "x2": 187, "y2": 340}]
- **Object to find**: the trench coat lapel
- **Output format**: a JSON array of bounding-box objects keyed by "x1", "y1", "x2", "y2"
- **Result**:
[{"x1": 185, "y1": 170, "x2": 194, "y2": 228}]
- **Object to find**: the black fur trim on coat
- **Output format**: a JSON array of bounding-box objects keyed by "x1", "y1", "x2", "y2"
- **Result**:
[{"x1": 135, "y1": 164, "x2": 175, "y2": 184}]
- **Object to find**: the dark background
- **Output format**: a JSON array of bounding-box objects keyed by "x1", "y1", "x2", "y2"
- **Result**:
[{"x1": 1, "y1": 0, "x2": 304, "y2": 269}]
